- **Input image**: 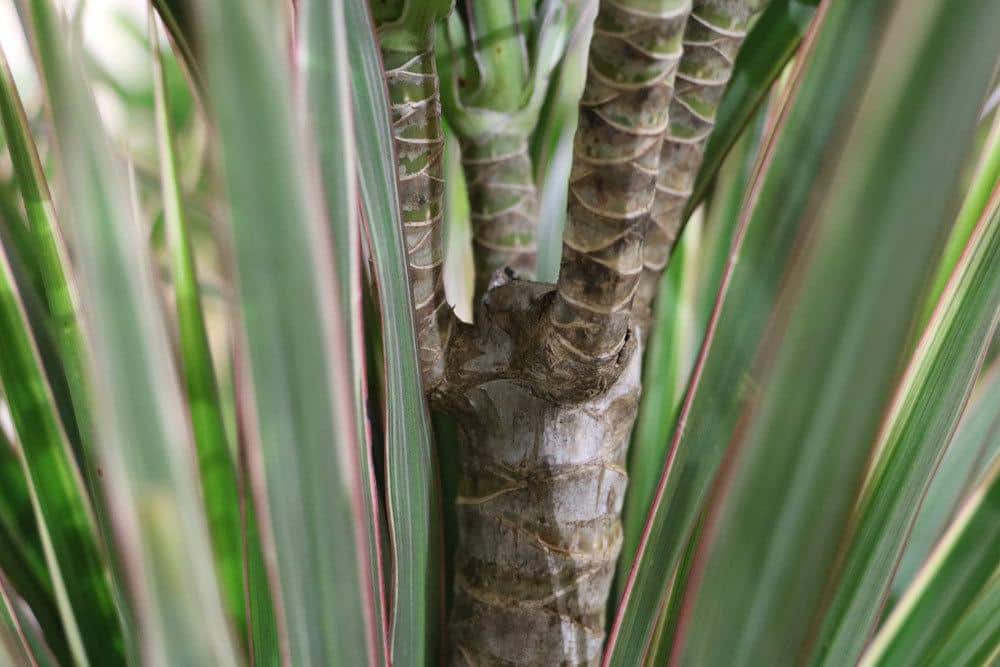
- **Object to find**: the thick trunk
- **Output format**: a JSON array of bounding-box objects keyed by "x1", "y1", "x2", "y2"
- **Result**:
[
  {"x1": 449, "y1": 356, "x2": 641, "y2": 666},
  {"x1": 436, "y1": 276, "x2": 640, "y2": 667}
]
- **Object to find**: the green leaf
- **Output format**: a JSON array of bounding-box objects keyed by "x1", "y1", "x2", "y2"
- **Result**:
[
  {"x1": 345, "y1": 3, "x2": 442, "y2": 664},
  {"x1": 194, "y1": 0, "x2": 380, "y2": 663},
  {"x1": 920, "y1": 571, "x2": 999, "y2": 667},
  {"x1": 0, "y1": 424, "x2": 68, "y2": 665},
  {"x1": 670, "y1": 0, "x2": 1000, "y2": 663},
  {"x1": 921, "y1": 111, "x2": 1000, "y2": 327},
  {"x1": 892, "y1": 359, "x2": 1000, "y2": 605},
  {"x1": 21, "y1": 0, "x2": 240, "y2": 662},
  {"x1": 0, "y1": 236, "x2": 123, "y2": 667},
  {"x1": 606, "y1": 2, "x2": 864, "y2": 661},
  {"x1": 860, "y1": 455, "x2": 1000, "y2": 667},
  {"x1": 532, "y1": 0, "x2": 594, "y2": 282},
  {"x1": 0, "y1": 37, "x2": 99, "y2": 507},
  {"x1": 619, "y1": 226, "x2": 699, "y2": 588},
  {"x1": 685, "y1": 0, "x2": 819, "y2": 218},
  {"x1": 620, "y1": 107, "x2": 767, "y2": 595},
  {"x1": 0, "y1": 573, "x2": 35, "y2": 667},
  {"x1": 606, "y1": 0, "x2": 1000, "y2": 662},
  {"x1": 808, "y1": 178, "x2": 1000, "y2": 666},
  {"x1": 299, "y1": 0, "x2": 388, "y2": 663},
  {"x1": 149, "y1": 12, "x2": 259, "y2": 658}
]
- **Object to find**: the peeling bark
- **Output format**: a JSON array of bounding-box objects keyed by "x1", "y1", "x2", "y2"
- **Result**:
[{"x1": 634, "y1": 0, "x2": 765, "y2": 333}]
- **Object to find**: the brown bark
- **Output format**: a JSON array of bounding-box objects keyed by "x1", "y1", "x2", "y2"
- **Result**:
[
  {"x1": 633, "y1": 0, "x2": 766, "y2": 333},
  {"x1": 376, "y1": 2, "x2": 760, "y2": 665},
  {"x1": 435, "y1": 275, "x2": 640, "y2": 667},
  {"x1": 382, "y1": 36, "x2": 456, "y2": 391}
]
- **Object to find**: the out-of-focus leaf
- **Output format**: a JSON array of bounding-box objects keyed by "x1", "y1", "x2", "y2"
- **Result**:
[
  {"x1": 195, "y1": 0, "x2": 379, "y2": 663},
  {"x1": 860, "y1": 456, "x2": 1000, "y2": 667},
  {"x1": 671, "y1": 0, "x2": 1000, "y2": 663},
  {"x1": 619, "y1": 225, "x2": 699, "y2": 588},
  {"x1": 149, "y1": 0, "x2": 202, "y2": 93},
  {"x1": 0, "y1": 41, "x2": 98, "y2": 498},
  {"x1": 921, "y1": 111, "x2": 1000, "y2": 326},
  {"x1": 920, "y1": 572, "x2": 999, "y2": 667},
  {"x1": 606, "y1": 0, "x2": 1000, "y2": 662},
  {"x1": 606, "y1": 3, "x2": 846, "y2": 661},
  {"x1": 149, "y1": 13, "x2": 257, "y2": 658},
  {"x1": 809, "y1": 186, "x2": 1000, "y2": 666},
  {"x1": 0, "y1": 424, "x2": 67, "y2": 665},
  {"x1": 21, "y1": 0, "x2": 240, "y2": 663},
  {"x1": 892, "y1": 360, "x2": 1000, "y2": 604},
  {"x1": 0, "y1": 573, "x2": 35, "y2": 667},
  {"x1": 0, "y1": 238, "x2": 123, "y2": 667},
  {"x1": 685, "y1": 0, "x2": 819, "y2": 217},
  {"x1": 620, "y1": 107, "x2": 767, "y2": 595},
  {"x1": 300, "y1": 0, "x2": 388, "y2": 663},
  {"x1": 345, "y1": 3, "x2": 441, "y2": 664}
]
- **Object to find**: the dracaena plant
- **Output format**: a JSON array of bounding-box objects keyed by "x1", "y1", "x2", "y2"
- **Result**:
[{"x1": 0, "y1": 0, "x2": 998, "y2": 665}]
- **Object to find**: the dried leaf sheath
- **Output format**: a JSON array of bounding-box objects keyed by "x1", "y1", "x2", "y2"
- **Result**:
[
  {"x1": 382, "y1": 39, "x2": 454, "y2": 389},
  {"x1": 634, "y1": 0, "x2": 764, "y2": 331},
  {"x1": 463, "y1": 132, "x2": 539, "y2": 300},
  {"x1": 552, "y1": 0, "x2": 690, "y2": 359}
]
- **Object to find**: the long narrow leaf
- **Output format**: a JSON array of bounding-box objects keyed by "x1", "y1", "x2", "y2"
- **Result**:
[
  {"x1": 672, "y1": 0, "x2": 1000, "y2": 663},
  {"x1": 893, "y1": 360, "x2": 1000, "y2": 603},
  {"x1": 606, "y1": 3, "x2": 854, "y2": 661},
  {"x1": 0, "y1": 40, "x2": 98, "y2": 502},
  {"x1": 0, "y1": 424, "x2": 67, "y2": 665},
  {"x1": 298, "y1": 2, "x2": 389, "y2": 663},
  {"x1": 921, "y1": 111, "x2": 1000, "y2": 326},
  {"x1": 860, "y1": 455, "x2": 1000, "y2": 667},
  {"x1": 149, "y1": 13, "x2": 254, "y2": 655},
  {"x1": 0, "y1": 235, "x2": 122, "y2": 667},
  {"x1": 345, "y1": 4, "x2": 442, "y2": 664},
  {"x1": 21, "y1": 1, "x2": 240, "y2": 662},
  {"x1": 194, "y1": 0, "x2": 380, "y2": 663},
  {"x1": 809, "y1": 185, "x2": 1000, "y2": 666},
  {"x1": 0, "y1": 573, "x2": 36, "y2": 667}
]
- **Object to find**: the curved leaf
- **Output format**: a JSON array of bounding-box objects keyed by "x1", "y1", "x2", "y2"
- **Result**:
[{"x1": 809, "y1": 185, "x2": 1000, "y2": 666}]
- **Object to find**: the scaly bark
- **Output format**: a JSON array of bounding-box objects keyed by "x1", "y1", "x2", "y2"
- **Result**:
[
  {"x1": 552, "y1": 0, "x2": 690, "y2": 360},
  {"x1": 633, "y1": 0, "x2": 766, "y2": 333},
  {"x1": 377, "y1": 5, "x2": 455, "y2": 390},
  {"x1": 439, "y1": 2, "x2": 691, "y2": 664},
  {"x1": 462, "y1": 132, "x2": 539, "y2": 301},
  {"x1": 437, "y1": 3, "x2": 554, "y2": 303}
]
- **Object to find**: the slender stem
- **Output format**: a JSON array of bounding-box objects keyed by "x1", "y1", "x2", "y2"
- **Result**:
[
  {"x1": 634, "y1": 0, "x2": 766, "y2": 334},
  {"x1": 379, "y1": 12, "x2": 454, "y2": 390},
  {"x1": 552, "y1": 0, "x2": 690, "y2": 361},
  {"x1": 462, "y1": 132, "x2": 538, "y2": 300}
]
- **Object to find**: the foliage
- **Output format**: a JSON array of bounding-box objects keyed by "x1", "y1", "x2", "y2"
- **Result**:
[{"x1": 0, "y1": 0, "x2": 997, "y2": 664}]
